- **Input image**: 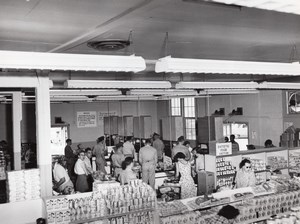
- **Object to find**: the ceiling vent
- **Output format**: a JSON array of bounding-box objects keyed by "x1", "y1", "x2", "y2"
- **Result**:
[{"x1": 87, "y1": 40, "x2": 130, "y2": 51}]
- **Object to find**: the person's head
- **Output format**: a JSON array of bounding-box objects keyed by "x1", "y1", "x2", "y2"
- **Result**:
[
  {"x1": 218, "y1": 205, "x2": 240, "y2": 220},
  {"x1": 224, "y1": 137, "x2": 229, "y2": 142},
  {"x1": 145, "y1": 138, "x2": 152, "y2": 145},
  {"x1": 97, "y1": 136, "x2": 105, "y2": 144},
  {"x1": 85, "y1": 148, "x2": 92, "y2": 159},
  {"x1": 239, "y1": 158, "x2": 251, "y2": 172},
  {"x1": 230, "y1": 135, "x2": 235, "y2": 142},
  {"x1": 66, "y1": 139, "x2": 72, "y2": 145},
  {"x1": 183, "y1": 141, "x2": 190, "y2": 147},
  {"x1": 177, "y1": 136, "x2": 185, "y2": 144},
  {"x1": 77, "y1": 143, "x2": 82, "y2": 149},
  {"x1": 115, "y1": 143, "x2": 123, "y2": 153},
  {"x1": 63, "y1": 185, "x2": 74, "y2": 195},
  {"x1": 78, "y1": 150, "x2": 85, "y2": 161},
  {"x1": 153, "y1": 133, "x2": 160, "y2": 140},
  {"x1": 173, "y1": 152, "x2": 186, "y2": 162},
  {"x1": 126, "y1": 136, "x2": 133, "y2": 142},
  {"x1": 191, "y1": 147, "x2": 197, "y2": 157},
  {"x1": 264, "y1": 139, "x2": 274, "y2": 148},
  {"x1": 121, "y1": 157, "x2": 134, "y2": 170}
]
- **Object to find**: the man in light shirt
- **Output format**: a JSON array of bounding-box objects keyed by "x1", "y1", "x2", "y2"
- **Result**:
[
  {"x1": 139, "y1": 139, "x2": 157, "y2": 189},
  {"x1": 74, "y1": 150, "x2": 89, "y2": 192},
  {"x1": 172, "y1": 136, "x2": 191, "y2": 161},
  {"x1": 52, "y1": 157, "x2": 74, "y2": 194},
  {"x1": 123, "y1": 136, "x2": 135, "y2": 159},
  {"x1": 152, "y1": 133, "x2": 165, "y2": 162}
]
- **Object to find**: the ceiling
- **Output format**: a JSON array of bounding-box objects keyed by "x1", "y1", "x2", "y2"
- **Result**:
[{"x1": 1, "y1": 0, "x2": 300, "y2": 100}]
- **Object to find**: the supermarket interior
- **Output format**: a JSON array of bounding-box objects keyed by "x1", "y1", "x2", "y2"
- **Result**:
[{"x1": 2, "y1": 1, "x2": 300, "y2": 224}]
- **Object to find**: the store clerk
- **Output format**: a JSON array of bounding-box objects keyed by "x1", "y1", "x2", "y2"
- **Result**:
[
  {"x1": 118, "y1": 157, "x2": 137, "y2": 185},
  {"x1": 234, "y1": 158, "x2": 256, "y2": 188},
  {"x1": 52, "y1": 157, "x2": 74, "y2": 194}
]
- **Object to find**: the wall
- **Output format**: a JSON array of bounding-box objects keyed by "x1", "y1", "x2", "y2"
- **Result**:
[
  {"x1": 196, "y1": 90, "x2": 284, "y2": 147},
  {"x1": 50, "y1": 100, "x2": 158, "y2": 146}
]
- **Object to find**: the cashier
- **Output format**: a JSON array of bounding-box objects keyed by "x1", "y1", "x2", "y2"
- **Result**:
[
  {"x1": 118, "y1": 157, "x2": 137, "y2": 185},
  {"x1": 52, "y1": 157, "x2": 74, "y2": 194},
  {"x1": 234, "y1": 158, "x2": 256, "y2": 188}
]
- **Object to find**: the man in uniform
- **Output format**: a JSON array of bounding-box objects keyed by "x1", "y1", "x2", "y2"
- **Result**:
[
  {"x1": 139, "y1": 139, "x2": 157, "y2": 189},
  {"x1": 152, "y1": 133, "x2": 165, "y2": 162},
  {"x1": 172, "y1": 136, "x2": 191, "y2": 161},
  {"x1": 92, "y1": 136, "x2": 107, "y2": 174}
]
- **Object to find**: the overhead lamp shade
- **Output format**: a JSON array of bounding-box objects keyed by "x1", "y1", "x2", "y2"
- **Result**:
[
  {"x1": 155, "y1": 56, "x2": 300, "y2": 75},
  {"x1": 129, "y1": 89, "x2": 198, "y2": 96},
  {"x1": 0, "y1": 50, "x2": 146, "y2": 72},
  {"x1": 50, "y1": 89, "x2": 122, "y2": 96},
  {"x1": 175, "y1": 81, "x2": 259, "y2": 89},
  {"x1": 258, "y1": 82, "x2": 300, "y2": 89},
  {"x1": 64, "y1": 80, "x2": 172, "y2": 89}
]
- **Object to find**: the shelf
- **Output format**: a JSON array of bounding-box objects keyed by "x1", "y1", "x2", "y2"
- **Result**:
[{"x1": 69, "y1": 208, "x2": 155, "y2": 224}]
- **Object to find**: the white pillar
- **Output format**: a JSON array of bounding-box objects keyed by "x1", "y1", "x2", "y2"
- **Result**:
[
  {"x1": 35, "y1": 75, "x2": 52, "y2": 199},
  {"x1": 12, "y1": 92, "x2": 22, "y2": 171}
]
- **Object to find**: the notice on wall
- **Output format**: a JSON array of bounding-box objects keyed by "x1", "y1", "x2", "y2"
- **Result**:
[
  {"x1": 98, "y1": 111, "x2": 117, "y2": 121},
  {"x1": 216, "y1": 143, "x2": 232, "y2": 156},
  {"x1": 77, "y1": 111, "x2": 97, "y2": 128}
]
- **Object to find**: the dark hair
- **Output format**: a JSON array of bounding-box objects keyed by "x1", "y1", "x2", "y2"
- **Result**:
[
  {"x1": 115, "y1": 143, "x2": 123, "y2": 151},
  {"x1": 126, "y1": 136, "x2": 133, "y2": 142},
  {"x1": 183, "y1": 141, "x2": 190, "y2": 146},
  {"x1": 97, "y1": 136, "x2": 105, "y2": 143},
  {"x1": 218, "y1": 205, "x2": 240, "y2": 220},
  {"x1": 85, "y1": 147, "x2": 92, "y2": 153},
  {"x1": 230, "y1": 134, "x2": 235, "y2": 140},
  {"x1": 264, "y1": 139, "x2": 273, "y2": 148},
  {"x1": 177, "y1": 136, "x2": 185, "y2": 142},
  {"x1": 145, "y1": 138, "x2": 152, "y2": 144},
  {"x1": 66, "y1": 139, "x2": 72, "y2": 143},
  {"x1": 121, "y1": 157, "x2": 133, "y2": 170},
  {"x1": 78, "y1": 149, "x2": 85, "y2": 155},
  {"x1": 239, "y1": 158, "x2": 251, "y2": 169},
  {"x1": 173, "y1": 152, "x2": 186, "y2": 162}
]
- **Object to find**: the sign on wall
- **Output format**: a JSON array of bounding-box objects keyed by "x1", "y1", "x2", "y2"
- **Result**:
[
  {"x1": 98, "y1": 111, "x2": 117, "y2": 121},
  {"x1": 216, "y1": 143, "x2": 232, "y2": 156},
  {"x1": 77, "y1": 111, "x2": 97, "y2": 128}
]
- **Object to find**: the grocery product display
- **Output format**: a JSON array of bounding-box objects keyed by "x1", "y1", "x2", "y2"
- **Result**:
[
  {"x1": 289, "y1": 149, "x2": 300, "y2": 173},
  {"x1": 44, "y1": 179, "x2": 156, "y2": 224},
  {"x1": 7, "y1": 169, "x2": 41, "y2": 202},
  {"x1": 216, "y1": 157, "x2": 235, "y2": 188},
  {"x1": 267, "y1": 156, "x2": 288, "y2": 170}
]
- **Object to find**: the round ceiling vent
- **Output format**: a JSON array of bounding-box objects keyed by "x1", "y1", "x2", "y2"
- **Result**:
[{"x1": 87, "y1": 40, "x2": 130, "y2": 51}]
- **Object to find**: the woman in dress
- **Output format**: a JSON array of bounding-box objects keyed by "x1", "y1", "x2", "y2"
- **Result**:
[
  {"x1": 174, "y1": 152, "x2": 197, "y2": 199},
  {"x1": 234, "y1": 158, "x2": 256, "y2": 188},
  {"x1": 118, "y1": 157, "x2": 137, "y2": 185}
]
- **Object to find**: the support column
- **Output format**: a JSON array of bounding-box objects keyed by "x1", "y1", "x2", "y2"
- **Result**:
[
  {"x1": 12, "y1": 92, "x2": 22, "y2": 171},
  {"x1": 35, "y1": 75, "x2": 52, "y2": 199}
]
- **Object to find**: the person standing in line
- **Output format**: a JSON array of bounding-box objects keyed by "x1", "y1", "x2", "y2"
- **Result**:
[
  {"x1": 139, "y1": 139, "x2": 157, "y2": 189},
  {"x1": 152, "y1": 133, "x2": 165, "y2": 162},
  {"x1": 84, "y1": 147, "x2": 93, "y2": 191},
  {"x1": 174, "y1": 152, "x2": 197, "y2": 199},
  {"x1": 74, "y1": 150, "x2": 89, "y2": 192},
  {"x1": 230, "y1": 134, "x2": 240, "y2": 153},
  {"x1": 111, "y1": 143, "x2": 125, "y2": 179},
  {"x1": 64, "y1": 138, "x2": 76, "y2": 185},
  {"x1": 123, "y1": 136, "x2": 135, "y2": 159},
  {"x1": 119, "y1": 157, "x2": 137, "y2": 185},
  {"x1": 172, "y1": 136, "x2": 191, "y2": 161},
  {"x1": 92, "y1": 136, "x2": 107, "y2": 174}
]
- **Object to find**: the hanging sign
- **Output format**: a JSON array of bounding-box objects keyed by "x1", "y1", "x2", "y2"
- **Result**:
[
  {"x1": 98, "y1": 111, "x2": 117, "y2": 121},
  {"x1": 216, "y1": 143, "x2": 232, "y2": 156},
  {"x1": 77, "y1": 111, "x2": 97, "y2": 128}
]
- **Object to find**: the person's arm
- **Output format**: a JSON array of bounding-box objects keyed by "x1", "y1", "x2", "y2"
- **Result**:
[
  {"x1": 154, "y1": 148, "x2": 158, "y2": 165},
  {"x1": 185, "y1": 148, "x2": 191, "y2": 161},
  {"x1": 139, "y1": 149, "x2": 143, "y2": 164},
  {"x1": 54, "y1": 177, "x2": 66, "y2": 189},
  {"x1": 119, "y1": 173, "x2": 125, "y2": 185},
  {"x1": 175, "y1": 162, "x2": 179, "y2": 178}
]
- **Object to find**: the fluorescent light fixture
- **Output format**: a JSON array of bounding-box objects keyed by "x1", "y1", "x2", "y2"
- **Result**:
[
  {"x1": 128, "y1": 89, "x2": 198, "y2": 96},
  {"x1": 198, "y1": 89, "x2": 259, "y2": 95},
  {"x1": 95, "y1": 95, "x2": 157, "y2": 101},
  {"x1": 258, "y1": 82, "x2": 300, "y2": 89},
  {"x1": 65, "y1": 80, "x2": 172, "y2": 89},
  {"x1": 155, "y1": 56, "x2": 300, "y2": 75},
  {"x1": 50, "y1": 89, "x2": 122, "y2": 96},
  {"x1": 176, "y1": 81, "x2": 259, "y2": 89},
  {"x1": 207, "y1": 0, "x2": 300, "y2": 16},
  {"x1": 0, "y1": 50, "x2": 146, "y2": 72}
]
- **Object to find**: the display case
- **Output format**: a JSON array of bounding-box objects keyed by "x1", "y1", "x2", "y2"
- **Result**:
[{"x1": 205, "y1": 146, "x2": 291, "y2": 189}]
